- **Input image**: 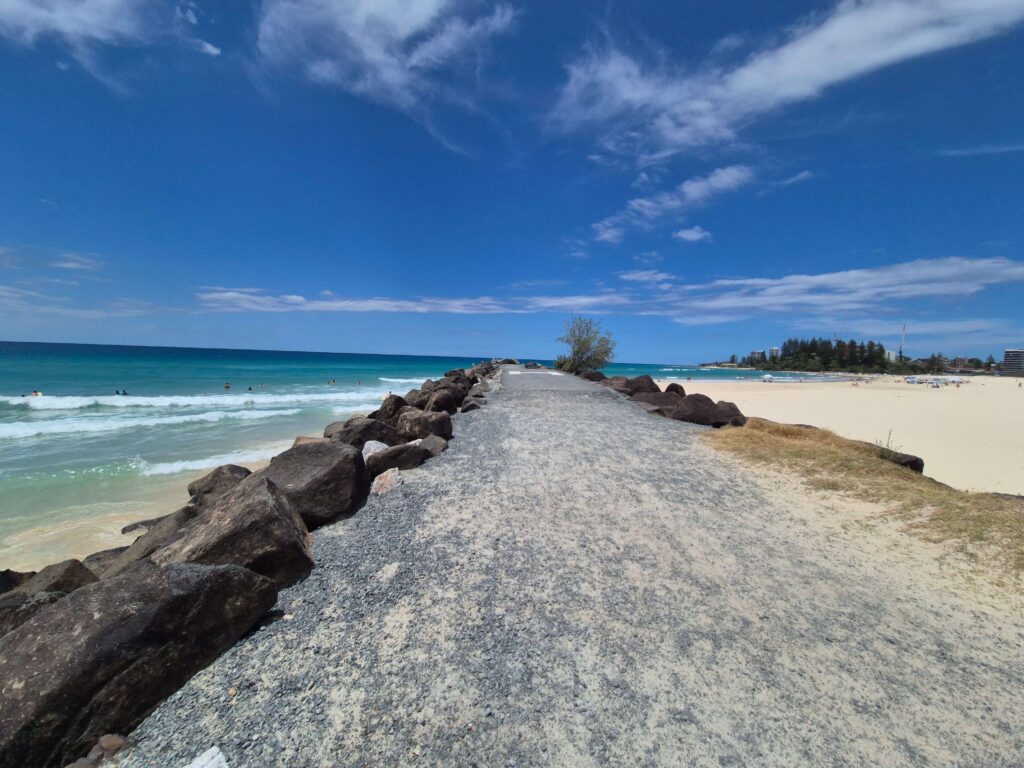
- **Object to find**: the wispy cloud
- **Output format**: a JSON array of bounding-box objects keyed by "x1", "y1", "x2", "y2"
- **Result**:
[
  {"x1": 673, "y1": 226, "x2": 713, "y2": 243},
  {"x1": 592, "y1": 165, "x2": 753, "y2": 243},
  {"x1": 194, "y1": 258, "x2": 1024, "y2": 334},
  {"x1": 194, "y1": 287, "x2": 633, "y2": 315},
  {"x1": 50, "y1": 253, "x2": 105, "y2": 271},
  {"x1": 0, "y1": 285, "x2": 150, "y2": 318},
  {"x1": 257, "y1": 0, "x2": 516, "y2": 115},
  {"x1": 938, "y1": 143, "x2": 1024, "y2": 157},
  {"x1": 0, "y1": 0, "x2": 223, "y2": 85},
  {"x1": 550, "y1": 1, "x2": 1024, "y2": 161},
  {"x1": 779, "y1": 170, "x2": 814, "y2": 186}
]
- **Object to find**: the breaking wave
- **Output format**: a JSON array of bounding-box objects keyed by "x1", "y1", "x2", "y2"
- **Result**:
[{"x1": 0, "y1": 408, "x2": 301, "y2": 440}]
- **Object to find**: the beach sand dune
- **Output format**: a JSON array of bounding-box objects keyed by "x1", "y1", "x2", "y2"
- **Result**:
[{"x1": 657, "y1": 376, "x2": 1023, "y2": 494}]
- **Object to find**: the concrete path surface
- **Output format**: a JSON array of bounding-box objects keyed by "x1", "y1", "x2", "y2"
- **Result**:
[{"x1": 121, "y1": 367, "x2": 1024, "y2": 767}]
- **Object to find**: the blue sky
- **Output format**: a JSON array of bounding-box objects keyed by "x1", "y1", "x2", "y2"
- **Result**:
[{"x1": 1, "y1": 0, "x2": 1023, "y2": 363}]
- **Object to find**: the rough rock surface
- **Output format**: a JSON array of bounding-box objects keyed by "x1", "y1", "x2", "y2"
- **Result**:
[
  {"x1": 664, "y1": 382, "x2": 686, "y2": 397},
  {"x1": 0, "y1": 563, "x2": 276, "y2": 767},
  {"x1": 12, "y1": 559, "x2": 98, "y2": 596},
  {"x1": 151, "y1": 475, "x2": 314, "y2": 589},
  {"x1": 261, "y1": 441, "x2": 370, "y2": 530},
  {"x1": 369, "y1": 468, "x2": 403, "y2": 495},
  {"x1": 369, "y1": 394, "x2": 408, "y2": 425},
  {"x1": 396, "y1": 409, "x2": 453, "y2": 441},
  {"x1": 104, "y1": 505, "x2": 200, "y2": 579},
  {"x1": 187, "y1": 465, "x2": 251, "y2": 508},
  {"x1": 630, "y1": 391, "x2": 684, "y2": 417},
  {"x1": 460, "y1": 398, "x2": 484, "y2": 412},
  {"x1": 81, "y1": 548, "x2": 129, "y2": 578},
  {"x1": 0, "y1": 569, "x2": 34, "y2": 596},
  {"x1": 361, "y1": 440, "x2": 388, "y2": 459},
  {"x1": 625, "y1": 374, "x2": 660, "y2": 395},
  {"x1": 365, "y1": 443, "x2": 431, "y2": 478},
  {"x1": 118, "y1": 369, "x2": 1024, "y2": 768},
  {"x1": 417, "y1": 435, "x2": 448, "y2": 457},
  {"x1": 424, "y1": 388, "x2": 460, "y2": 415},
  {"x1": 324, "y1": 417, "x2": 401, "y2": 449},
  {"x1": 580, "y1": 370, "x2": 606, "y2": 381},
  {"x1": 0, "y1": 591, "x2": 64, "y2": 638}
]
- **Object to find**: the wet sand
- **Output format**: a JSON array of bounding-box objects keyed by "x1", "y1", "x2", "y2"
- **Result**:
[
  {"x1": 657, "y1": 375, "x2": 1023, "y2": 494},
  {"x1": 0, "y1": 460, "x2": 271, "y2": 572}
]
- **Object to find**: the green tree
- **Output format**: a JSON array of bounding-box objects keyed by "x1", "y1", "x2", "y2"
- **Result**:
[{"x1": 554, "y1": 315, "x2": 616, "y2": 374}]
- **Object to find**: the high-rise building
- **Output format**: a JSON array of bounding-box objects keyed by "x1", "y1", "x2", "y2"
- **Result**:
[
  {"x1": 1003, "y1": 349, "x2": 1024, "y2": 376},
  {"x1": 769, "y1": 347, "x2": 780, "y2": 361}
]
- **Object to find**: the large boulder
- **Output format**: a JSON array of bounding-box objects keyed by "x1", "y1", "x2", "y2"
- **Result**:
[
  {"x1": 443, "y1": 368, "x2": 467, "y2": 378},
  {"x1": 104, "y1": 504, "x2": 201, "y2": 579},
  {"x1": 0, "y1": 563, "x2": 276, "y2": 767},
  {"x1": 0, "y1": 591, "x2": 64, "y2": 639},
  {"x1": 672, "y1": 394, "x2": 745, "y2": 428},
  {"x1": 887, "y1": 452, "x2": 924, "y2": 473},
  {"x1": 11, "y1": 559, "x2": 97, "y2": 597},
  {"x1": 580, "y1": 371, "x2": 606, "y2": 382},
  {"x1": 424, "y1": 388, "x2": 460, "y2": 415},
  {"x1": 187, "y1": 464, "x2": 251, "y2": 509},
  {"x1": 714, "y1": 400, "x2": 748, "y2": 427},
  {"x1": 365, "y1": 443, "x2": 432, "y2": 478},
  {"x1": 397, "y1": 409, "x2": 453, "y2": 441},
  {"x1": 151, "y1": 475, "x2": 313, "y2": 589},
  {"x1": 600, "y1": 376, "x2": 630, "y2": 395},
  {"x1": 368, "y1": 394, "x2": 408, "y2": 425},
  {"x1": 403, "y1": 388, "x2": 431, "y2": 409},
  {"x1": 260, "y1": 441, "x2": 370, "y2": 530},
  {"x1": 0, "y1": 570, "x2": 35, "y2": 596},
  {"x1": 625, "y1": 375, "x2": 660, "y2": 395},
  {"x1": 631, "y1": 391, "x2": 684, "y2": 417},
  {"x1": 81, "y1": 547, "x2": 128, "y2": 578},
  {"x1": 467, "y1": 382, "x2": 489, "y2": 399},
  {"x1": 324, "y1": 416, "x2": 401, "y2": 449},
  {"x1": 417, "y1": 435, "x2": 448, "y2": 457},
  {"x1": 460, "y1": 398, "x2": 484, "y2": 413},
  {"x1": 664, "y1": 382, "x2": 686, "y2": 397}
]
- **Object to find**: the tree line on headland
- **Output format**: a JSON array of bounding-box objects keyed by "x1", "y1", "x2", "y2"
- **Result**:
[{"x1": 735, "y1": 338, "x2": 997, "y2": 374}]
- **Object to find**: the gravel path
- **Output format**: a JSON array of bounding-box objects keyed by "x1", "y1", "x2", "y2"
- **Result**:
[{"x1": 120, "y1": 368, "x2": 1024, "y2": 767}]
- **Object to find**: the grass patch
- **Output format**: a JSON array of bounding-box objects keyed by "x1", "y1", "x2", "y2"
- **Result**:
[{"x1": 706, "y1": 418, "x2": 1024, "y2": 574}]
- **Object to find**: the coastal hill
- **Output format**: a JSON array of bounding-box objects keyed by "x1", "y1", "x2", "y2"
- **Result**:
[{"x1": 107, "y1": 366, "x2": 1020, "y2": 766}]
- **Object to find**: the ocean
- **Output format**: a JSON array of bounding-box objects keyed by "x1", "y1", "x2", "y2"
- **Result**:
[{"x1": 0, "y1": 342, "x2": 822, "y2": 567}]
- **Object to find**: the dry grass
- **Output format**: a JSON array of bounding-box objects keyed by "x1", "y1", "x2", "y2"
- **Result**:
[{"x1": 707, "y1": 418, "x2": 1024, "y2": 574}]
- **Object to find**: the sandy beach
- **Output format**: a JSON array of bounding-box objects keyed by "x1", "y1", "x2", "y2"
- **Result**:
[{"x1": 657, "y1": 375, "x2": 1024, "y2": 495}]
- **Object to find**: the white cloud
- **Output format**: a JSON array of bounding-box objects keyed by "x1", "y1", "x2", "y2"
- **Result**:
[
  {"x1": 592, "y1": 165, "x2": 752, "y2": 242},
  {"x1": 0, "y1": 0, "x2": 150, "y2": 48},
  {"x1": 780, "y1": 170, "x2": 814, "y2": 186},
  {"x1": 194, "y1": 39, "x2": 220, "y2": 57},
  {"x1": 194, "y1": 287, "x2": 633, "y2": 315},
  {"x1": 257, "y1": 0, "x2": 516, "y2": 112},
  {"x1": 618, "y1": 269, "x2": 675, "y2": 283},
  {"x1": 50, "y1": 253, "x2": 105, "y2": 271},
  {"x1": 938, "y1": 143, "x2": 1024, "y2": 157},
  {"x1": 673, "y1": 226, "x2": 713, "y2": 243},
  {"x1": 551, "y1": 0, "x2": 1024, "y2": 159}
]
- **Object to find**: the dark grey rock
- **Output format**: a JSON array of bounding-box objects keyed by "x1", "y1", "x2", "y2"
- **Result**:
[
  {"x1": 151, "y1": 475, "x2": 314, "y2": 589},
  {"x1": 324, "y1": 417, "x2": 401, "y2": 449},
  {"x1": 81, "y1": 548, "x2": 129, "y2": 578},
  {"x1": 260, "y1": 441, "x2": 370, "y2": 529},
  {"x1": 0, "y1": 563, "x2": 276, "y2": 767},
  {"x1": 365, "y1": 443, "x2": 432, "y2": 478},
  {"x1": 12, "y1": 559, "x2": 97, "y2": 596},
  {"x1": 187, "y1": 465, "x2": 251, "y2": 508},
  {"x1": 396, "y1": 409, "x2": 453, "y2": 441}
]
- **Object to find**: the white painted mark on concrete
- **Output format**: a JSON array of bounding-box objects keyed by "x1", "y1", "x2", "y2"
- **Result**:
[{"x1": 508, "y1": 371, "x2": 522, "y2": 375}]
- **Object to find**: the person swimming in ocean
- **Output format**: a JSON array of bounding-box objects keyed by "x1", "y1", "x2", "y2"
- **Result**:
[{"x1": 224, "y1": 382, "x2": 230, "y2": 389}]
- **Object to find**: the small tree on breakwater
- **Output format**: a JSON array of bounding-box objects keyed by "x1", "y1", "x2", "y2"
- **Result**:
[{"x1": 555, "y1": 315, "x2": 616, "y2": 374}]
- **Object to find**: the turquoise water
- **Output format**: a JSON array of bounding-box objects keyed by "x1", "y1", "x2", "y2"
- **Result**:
[
  {"x1": 0, "y1": 342, "x2": 828, "y2": 565},
  {"x1": 0, "y1": 342, "x2": 486, "y2": 562}
]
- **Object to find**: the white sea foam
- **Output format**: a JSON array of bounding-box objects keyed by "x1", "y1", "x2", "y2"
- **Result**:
[
  {"x1": 138, "y1": 445, "x2": 293, "y2": 476},
  {"x1": 0, "y1": 408, "x2": 301, "y2": 440},
  {"x1": 378, "y1": 377, "x2": 425, "y2": 385},
  {"x1": 0, "y1": 390, "x2": 390, "y2": 411}
]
